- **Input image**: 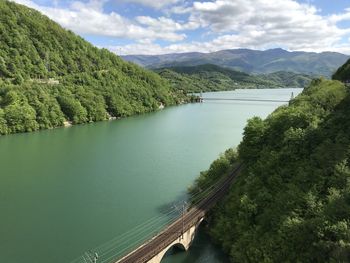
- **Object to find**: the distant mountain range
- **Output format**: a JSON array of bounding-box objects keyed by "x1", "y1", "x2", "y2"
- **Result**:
[
  {"x1": 123, "y1": 48, "x2": 349, "y2": 77},
  {"x1": 157, "y1": 64, "x2": 313, "y2": 93}
]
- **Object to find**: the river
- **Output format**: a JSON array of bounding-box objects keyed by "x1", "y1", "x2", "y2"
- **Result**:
[{"x1": 0, "y1": 88, "x2": 302, "y2": 263}]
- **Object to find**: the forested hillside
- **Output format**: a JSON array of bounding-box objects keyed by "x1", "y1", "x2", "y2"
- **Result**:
[
  {"x1": 333, "y1": 58, "x2": 350, "y2": 81},
  {"x1": 191, "y1": 78, "x2": 350, "y2": 262},
  {"x1": 0, "y1": 1, "x2": 187, "y2": 135},
  {"x1": 262, "y1": 71, "x2": 313, "y2": 88},
  {"x1": 157, "y1": 64, "x2": 313, "y2": 93},
  {"x1": 156, "y1": 64, "x2": 261, "y2": 93}
]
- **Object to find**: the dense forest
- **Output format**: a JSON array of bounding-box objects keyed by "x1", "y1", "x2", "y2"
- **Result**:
[
  {"x1": 190, "y1": 77, "x2": 350, "y2": 262},
  {"x1": 0, "y1": 1, "x2": 189, "y2": 135},
  {"x1": 333, "y1": 58, "x2": 350, "y2": 81},
  {"x1": 157, "y1": 64, "x2": 313, "y2": 93}
]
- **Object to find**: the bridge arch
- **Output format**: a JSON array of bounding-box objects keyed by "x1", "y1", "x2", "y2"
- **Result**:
[
  {"x1": 148, "y1": 218, "x2": 204, "y2": 263},
  {"x1": 159, "y1": 242, "x2": 187, "y2": 262}
]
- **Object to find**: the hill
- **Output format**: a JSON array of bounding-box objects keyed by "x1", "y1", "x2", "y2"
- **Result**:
[
  {"x1": 0, "y1": 1, "x2": 188, "y2": 135},
  {"x1": 261, "y1": 71, "x2": 314, "y2": 88},
  {"x1": 333, "y1": 58, "x2": 350, "y2": 81},
  {"x1": 190, "y1": 78, "x2": 350, "y2": 262},
  {"x1": 156, "y1": 64, "x2": 313, "y2": 93},
  {"x1": 123, "y1": 48, "x2": 349, "y2": 77}
]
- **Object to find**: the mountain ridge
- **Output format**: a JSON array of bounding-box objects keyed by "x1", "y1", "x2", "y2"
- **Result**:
[
  {"x1": 122, "y1": 48, "x2": 349, "y2": 77},
  {"x1": 156, "y1": 64, "x2": 314, "y2": 93}
]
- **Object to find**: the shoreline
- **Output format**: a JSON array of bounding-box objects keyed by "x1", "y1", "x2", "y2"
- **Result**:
[{"x1": 0, "y1": 101, "x2": 190, "y2": 138}]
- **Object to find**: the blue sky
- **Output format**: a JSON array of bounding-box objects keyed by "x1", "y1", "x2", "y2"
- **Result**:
[{"x1": 13, "y1": 0, "x2": 350, "y2": 55}]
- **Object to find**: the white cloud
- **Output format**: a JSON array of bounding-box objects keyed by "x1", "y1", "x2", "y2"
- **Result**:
[
  {"x1": 119, "y1": 0, "x2": 181, "y2": 9},
  {"x1": 136, "y1": 16, "x2": 199, "y2": 31},
  {"x1": 12, "y1": 0, "x2": 187, "y2": 42},
  {"x1": 329, "y1": 8, "x2": 350, "y2": 24},
  {"x1": 161, "y1": 0, "x2": 350, "y2": 55},
  {"x1": 11, "y1": 0, "x2": 350, "y2": 55},
  {"x1": 111, "y1": 31, "x2": 350, "y2": 56},
  {"x1": 186, "y1": 0, "x2": 348, "y2": 50},
  {"x1": 168, "y1": 4, "x2": 192, "y2": 14}
]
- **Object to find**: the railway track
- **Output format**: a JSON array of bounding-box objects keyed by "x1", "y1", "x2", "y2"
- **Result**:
[{"x1": 116, "y1": 164, "x2": 243, "y2": 263}]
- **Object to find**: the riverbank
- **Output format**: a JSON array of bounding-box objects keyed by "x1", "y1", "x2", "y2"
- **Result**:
[{"x1": 0, "y1": 92, "x2": 193, "y2": 137}]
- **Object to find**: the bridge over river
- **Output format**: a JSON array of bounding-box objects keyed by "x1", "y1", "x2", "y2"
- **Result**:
[
  {"x1": 200, "y1": 97, "x2": 290, "y2": 103},
  {"x1": 72, "y1": 164, "x2": 243, "y2": 263},
  {"x1": 198, "y1": 91, "x2": 294, "y2": 103}
]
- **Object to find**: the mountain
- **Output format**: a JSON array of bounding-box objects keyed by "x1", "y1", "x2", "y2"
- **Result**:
[
  {"x1": 123, "y1": 48, "x2": 349, "y2": 77},
  {"x1": 156, "y1": 64, "x2": 313, "y2": 93},
  {"x1": 190, "y1": 77, "x2": 350, "y2": 262},
  {"x1": 0, "y1": 1, "x2": 188, "y2": 135},
  {"x1": 333, "y1": 58, "x2": 350, "y2": 81},
  {"x1": 261, "y1": 71, "x2": 314, "y2": 88}
]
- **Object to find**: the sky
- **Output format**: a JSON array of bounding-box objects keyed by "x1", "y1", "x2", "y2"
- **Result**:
[{"x1": 12, "y1": 0, "x2": 350, "y2": 55}]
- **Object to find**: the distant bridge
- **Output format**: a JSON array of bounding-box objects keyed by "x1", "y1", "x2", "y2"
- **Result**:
[
  {"x1": 71, "y1": 164, "x2": 243, "y2": 263},
  {"x1": 200, "y1": 97, "x2": 289, "y2": 103},
  {"x1": 197, "y1": 91, "x2": 294, "y2": 103}
]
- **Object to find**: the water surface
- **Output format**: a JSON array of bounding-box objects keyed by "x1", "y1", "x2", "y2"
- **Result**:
[{"x1": 0, "y1": 88, "x2": 302, "y2": 263}]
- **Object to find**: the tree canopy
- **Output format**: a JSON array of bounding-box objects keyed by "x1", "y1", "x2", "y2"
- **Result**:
[
  {"x1": 0, "y1": 1, "x2": 188, "y2": 135},
  {"x1": 191, "y1": 78, "x2": 350, "y2": 262},
  {"x1": 333, "y1": 58, "x2": 350, "y2": 81}
]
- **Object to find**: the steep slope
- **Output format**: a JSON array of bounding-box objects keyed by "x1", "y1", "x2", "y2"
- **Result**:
[
  {"x1": 0, "y1": 1, "x2": 187, "y2": 135},
  {"x1": 123, "y1": 48, "x2": 348, "y2": 77},
  {"x1": 260, "y1": 71, "x2": 314, "y2": 88},
  {"x1": 156, "y1": 64, "x2": 313, "y2": 93},
  {"x1": 333, "y1": 58, "x2": 350, "y2": 81},
  {"x1": 190, "y1": 78, "x2": 350, "y2": 262},
  {"x1": 163, "y1": 64, "x2": 255, "y2": 81}
]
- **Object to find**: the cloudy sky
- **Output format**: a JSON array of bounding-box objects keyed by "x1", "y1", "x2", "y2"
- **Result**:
[{"x1": 12, "y1": 0, "x2": 350, "y2": 55}]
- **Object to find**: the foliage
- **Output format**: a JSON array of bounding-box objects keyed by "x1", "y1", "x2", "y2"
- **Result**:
[
  {"x1": 157, "y1": 64, "x2": 313, "y2": 93},
  {"x1": 193, "y1": 78, "x2": 350, "y2": 262},
  {"x1": 333, "y1": 58, "x2": 350, "y2": 81},
  {"x1": 188, "y1": 148, "x2": 238, "y2": 204},
  {"x1": 0, "y1": 1, "x2": 189, "y2": 135},
  {"x1": 261, "y1": 71, "x2": 314, "y2": 89}
]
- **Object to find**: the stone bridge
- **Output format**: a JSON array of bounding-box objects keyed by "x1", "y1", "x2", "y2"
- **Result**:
[{"x1": 115, "y1": 164, "x2": 243, "y2": 263}]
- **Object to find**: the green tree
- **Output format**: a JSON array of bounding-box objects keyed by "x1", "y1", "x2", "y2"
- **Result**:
[
  {"x1": 0, "y1": 0, "x2": 189, "y2": 135},
  {"x1": 0, "y1": 108, "x2": 8, "y2": 135},
  {"x1": 4, "y1": 102, "x2": 38, "y2": 133},
  {"x1": 193, "y1": 79, "x2": 350, "y2": 263},
  {"x1": 57, "y1": 95, "x2": 87, "y2": 124}
]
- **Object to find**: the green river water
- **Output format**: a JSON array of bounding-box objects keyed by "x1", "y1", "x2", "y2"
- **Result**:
[{"x1": 0, "y1": 88, "x2": 302, "y2": 263}]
